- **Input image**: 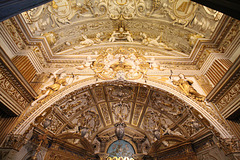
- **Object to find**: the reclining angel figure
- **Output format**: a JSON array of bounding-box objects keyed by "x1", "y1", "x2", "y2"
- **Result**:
[{"x1": 32, "y1": 68, "x2": 74, "y2": 106}]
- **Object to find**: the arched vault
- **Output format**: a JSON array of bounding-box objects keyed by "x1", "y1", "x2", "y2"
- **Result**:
[{"x1": 13, "y1": 78, "x2": 231, "y2": 143}]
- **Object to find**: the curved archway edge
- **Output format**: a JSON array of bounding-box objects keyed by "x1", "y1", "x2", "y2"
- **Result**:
[{"x1": 13, "y1": 77, "x2": 231, "y2": 139}]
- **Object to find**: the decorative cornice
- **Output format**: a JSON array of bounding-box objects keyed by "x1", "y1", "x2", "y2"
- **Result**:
[
  {"x1": 0, "y1": 47, "x2": 37, "y2": 115},
  {"x1": 8, "y1": 14, "x2": 237, "y2": 69},
  {"x1": 206, "y1": 56, "x2": 240, "y2": 103}
]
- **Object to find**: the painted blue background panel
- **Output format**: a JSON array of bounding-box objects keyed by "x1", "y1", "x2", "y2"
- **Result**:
[{"x1": 107, "y1": 140, "x2": 135, "y2": 158}]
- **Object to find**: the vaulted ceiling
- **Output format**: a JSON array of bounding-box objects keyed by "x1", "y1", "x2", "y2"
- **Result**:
[
  {"x1": 1, "y1": 0, "x2": 240, "y2": 159},
  {"x1": 25, "y1": 81, "x2": 213, "y2": 154},
  {"x1": 17, "y1": 0, "x2": 224, "y2": 69}
]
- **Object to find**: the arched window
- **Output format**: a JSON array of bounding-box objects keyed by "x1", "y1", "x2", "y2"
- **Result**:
[{"x1": 107, "y1": 140, "x2": 135, "y2": 160}]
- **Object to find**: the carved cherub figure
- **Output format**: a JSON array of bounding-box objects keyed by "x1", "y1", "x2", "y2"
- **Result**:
[
  {"x1": 109, "y1": 27, "x2": 133, "y2": 42},
  {"x1": 80, "y1": 35, "x2": 94, "y2": 46},
  {"x1": 94, "y1": 32, "x2": 103, "y2": 44}
]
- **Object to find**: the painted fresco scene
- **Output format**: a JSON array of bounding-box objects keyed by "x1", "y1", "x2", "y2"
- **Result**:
[{"x1": 107, "y1": 140, "x2": 135, "y2": 160}]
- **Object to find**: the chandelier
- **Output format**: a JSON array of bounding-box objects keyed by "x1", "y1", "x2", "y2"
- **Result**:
[{"x1": 91, "y1": 48, "x2": 150, "y2": 80}]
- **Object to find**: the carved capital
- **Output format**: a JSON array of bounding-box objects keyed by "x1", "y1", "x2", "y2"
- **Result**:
[
  {"x1": 133, "y1": 154, "x2": 145, "y2": 160},
  {"x1": 97, "y1": 135, "x2": 111, "y2": 152},
  {"x1": 98, "y1": 153, "x2": 109, "y2": 160},
  {"x1": 133, "y1": 136, "x2": 146, "y2": 143},
  {"x1": 97, "y1": 136, "x2": 111, "y2": 143},
  {"x1": 3, "y1": 134, "x2": 26, "y2": 151}
]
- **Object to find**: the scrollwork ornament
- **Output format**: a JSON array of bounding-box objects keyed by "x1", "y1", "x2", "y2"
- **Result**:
[
  {"x1": 91, "y1": 47, "x2": 150, "y2": 80},
  {"x1": 76, "y1": 110, "x2": 101, "y2": 137},
  {"x1": 169, "y1": 0, "x2": 198, "y2": 26}
]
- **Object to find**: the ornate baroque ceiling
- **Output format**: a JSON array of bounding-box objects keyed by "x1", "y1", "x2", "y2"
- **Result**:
[
  {"x1": 1, "y1": 1, "x2": 240, "y2": 159},
  {"x1": 11, "y1": 0, "x2": 223, "y2": 70},
  {"x1": 14, "y1": 81, "x2": 219, "y2": 155}
]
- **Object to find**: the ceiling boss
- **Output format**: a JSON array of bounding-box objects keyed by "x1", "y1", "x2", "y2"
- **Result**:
[{"x1": 91, "y1": 48, "x2": 150, "y2": 80}]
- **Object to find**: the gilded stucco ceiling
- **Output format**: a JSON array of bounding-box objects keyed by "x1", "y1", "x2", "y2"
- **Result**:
[
  {"x1": 21, "y1": 0, "x2": 223, "y2": 58},
  {"x1": 32, "y1": 81, "x2": 211, "y2": 154},
  {"x1": 1, "y1": 1, "x2": 240, "y2": 159}
]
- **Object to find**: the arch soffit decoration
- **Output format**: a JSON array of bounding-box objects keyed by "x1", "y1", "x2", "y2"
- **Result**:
[{"x1": 13, "y1": 78, "x2": 231, "y2": 141}]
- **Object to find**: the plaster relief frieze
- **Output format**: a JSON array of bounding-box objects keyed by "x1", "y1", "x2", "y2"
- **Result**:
[
  {"x1": 0, "y1": 67, "x2": 28, "y2": 109},
  {"x1": 57, "y1": 91, "x2": 94, "y2": 118},
  {"x1": 99, "y1": 103, "x2": 112, "y2": 125},
  {"x1": 40, "y1": 20, "x2": 195, "y2": 55},
  {"x1": 150, "y1": 91, "x2": 186, "y2": 120},
  {"x1": 218, "y1": 20, "x2": 240, "y2": 53},
  {"x1": 182, "y1": 115, "x2": 204, "y2": 136},
  {"x1": 2, "y1": 19, "x2": 26, "y2": 50},
  {"x1": 19, "y1": 0, "x2": 223, "y2": 57},
  {"x1": 132, "y1": 103, "x2": 144, "y2": 126},
  {"x1": 217, "y1": 80, "x2": 240, "y2": 112},
  {"x1": 22, "y1": 0, "x2": 222, "y2": 37},
  {"x1": 6, "y1": 15, "x2": 226, "y2": 71},
  {"x1": 43, "y1": 113, "x2": 63, "y2": 134}
]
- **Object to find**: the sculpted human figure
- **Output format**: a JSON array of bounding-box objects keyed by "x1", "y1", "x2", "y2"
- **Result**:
[
  {"x1": 140, "y1": 32, "x2": 172, "y2": 51},
  {"x1": 172, "y1": 74, "x2": 205, "y2": 102},
  {"x1": 94, "y1": 32, "x2": 103, "y2": 44},
  {"x1": 109, "y1": 31, "x2": 118, "y2": 42},
  {"x1": 80, "y1": 35, "x2": 94, "y2": 46},
  {"x1": 32, "y1": 69, "x2": 71, "y2": 106},
  {"x1": 109, "y1": 27, "x2": 134, "y2": 42}
]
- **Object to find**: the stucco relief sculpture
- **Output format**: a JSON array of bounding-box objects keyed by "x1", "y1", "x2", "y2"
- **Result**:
[
  {"x1": 151, "y1": 92, "x2": 185, "y2": 118},
  {"x1": 73, "y1": 33, "x2": 103, "y2": 49},
  {"x1": 172, "y1": 74, "x2": 205, "y2": 102},
  {"x1": 188, "y1": 33, "x2": 204, "y2": 47},
  {"x1": 79, "y1": 35, "x2": 94, "y2": 46},
  {"x1": 76, "y1": 110, "x2": 101, "y2": 138},
  {"x1": 183, "y1": 116, "x2": 203, "y2": 136},
  {"x1": 108, "y1": 85, "x2": 133, "y2": 123},
  {"x1": 109, "y1": 26, "x2": 133, "y2": 42},
  {"x1": 63, "y1": 110, "x2": 100, "y2": 139},
  {"x1": 91, "y1": 48, "x2": 150, "y2": 80},
  {"x1": 32, "y1": 69, "x2": 74, "y2": 106},
  {"x1": 143, "y1": 110, "x2": 184, "y2": 147},
  {"x1": 140, "y1": 32, "x2": 172, "y2": 51},
  {"x1": 42, "y1": 32, "x2": 58, "y2": 46},
  {"x1": 59, "y1": 93, "x2": 93, "y2": 118},
  {"x1": 22, "y1": 0, "x2": 223, "y2": 55},
  {"x1": 161, "y1": 119, "x2": 182, "y2": 137}
]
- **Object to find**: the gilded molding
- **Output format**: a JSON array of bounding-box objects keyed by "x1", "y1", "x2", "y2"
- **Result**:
[
  {"x1": 5, "y1": 13, "x2": 237, "y2": 70},
  {"x1": 0, "y1": 47, "x2": 37, "y2": 115},
  {"x1": 206, "y1": 57, "x2": 240, "y2": 104}
]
